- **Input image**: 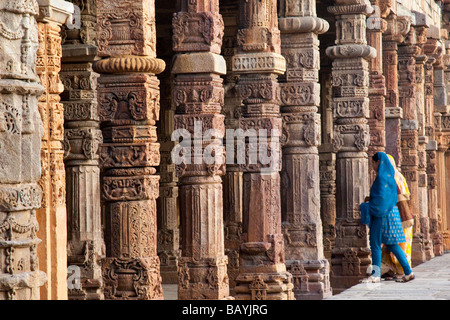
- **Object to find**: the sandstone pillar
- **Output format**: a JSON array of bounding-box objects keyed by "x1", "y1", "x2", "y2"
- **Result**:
[
  {"x1": 220, "y1": 0, "x2": 243, "y2": 295},
  {"x1": 319, "y1": 70, "x2": 336, "y2": 263},
  {"x1": 155, "y1": 2, "x2": 180, "y2": 285},
  {"x1": 172, "y1": 0, "x2": 230, "y2": 300},
  {"x1": 36, "y1": 0, "x2": 73, "y2": 300},
  {"x1": 60, "y1": 0, "x2": 105, "y2": 299},
  {"x1": 366, "y1": 1, "x2": 387, "y2": 182},
  {"x1": 398, "y1": 21, "x2": 429, "y2": 266},
  {"x1": 439, "y1": 29, "x2": 450, "y2": 250},
  {"x1": 94, "y1": 0, "x2": 165, "y2": 300},
  {"x1": 0, "y1": 0, "x2": 47, "y2": 300},
  {"x1": 278, "y1": 0, "x2": 331, "y2": 300},
  {"x1": 231, "y1": 0, "x2": 294, "y2": 300},
  {"x1": 326, "y1": 0, "x2": 375, "y2": 293},
  {"x1": 423, "y1": 32, "x2": 443, "y2": 257},
  {"x1": 383, "y1": 14, "x2": 411, "y2": 166},
  {"x1": 414, "y1": 16, "x2": 433, "y2": 262}
]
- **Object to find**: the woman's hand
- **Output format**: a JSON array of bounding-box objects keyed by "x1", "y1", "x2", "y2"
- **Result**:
[{"x1": 364, "y1": 196, "x2": 370, "y2": 202}]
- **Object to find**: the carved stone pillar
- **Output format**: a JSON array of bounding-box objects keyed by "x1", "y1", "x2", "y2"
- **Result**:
[
  {"x1": 220, "y1": 0, "x2": 243, "y2": 296},
  {"x1": 383, "y1": 14, "x2": 410, "y2": 166},
  {"x1": 414, "y1": 17, "x2": 434, "y2": 262},
  {"x1": 423, "y1": 32, "x2": 442, "y2": 257},
  {"x1": 326, "y1": 0, "x2": 375, "y2": 293},
  {"x1": 155, "y1": 2, "x2": 179, "y2": 285},
  {"x1": 398, "y1": 22, "x2": 429, "y2": 267},
  {"x1": 36, "y1": 0, "x2": 73, "y2": 300},
  {"x1": 0, "y1": 0, "x2": 47, "y2": 300},
  {"x1": 278, "y1": 0, "x2": 331, "y2": 300},
  {"x1": 319, "y1": 69, "x2": 336, "y2": 263},
  {"x1": 94, "y1": 0, "x2": 165, "y2": 300},
  {"x1": 439, "y1": 23, "x2": 450, "y2": 250},
  {"x1": 366, "y1": 1, "x2": 387, "y2": 183},
  {"x1": 172, "y1": 0, "x2": 230, "y2": 300},
  {"x1": 60, "y1": 0, "x2": 105, "y2": 299},
  {"x1": 231, "y1": 0, "x2": 294, "y2": 300}
]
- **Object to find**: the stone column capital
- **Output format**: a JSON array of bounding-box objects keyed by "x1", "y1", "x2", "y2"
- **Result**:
[
  {"x1": 37, "y1": 0, "x2": 73, "y2": 25},
  {"x1": 278, "y1": 16, "x2": 329, "y2": 34},
  {"x1": 384, "y1": 14, "x2": 411, "y2": 43}
]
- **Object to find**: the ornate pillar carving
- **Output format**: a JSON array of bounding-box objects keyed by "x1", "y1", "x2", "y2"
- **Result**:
[
  {"x1": 278, "y1": 0, "x2": 331, "y2": 300},
  {"x1": 414, "y1": 15, "x2": 434, "y2": 262},
  {"x1": 423, "y1": 30, "x2": 443, "y2": 257},
  {"x1": 155, "y1": 2, "x2": 179, "y2": 285},
  {"x1": 60, "y1": 0, "x2": 105, "y2": 299},
  {"x1": 319, "y1": 71, "x2": 336, "y2": 264},
  {"x1": 36, "y1": 0, "x2": 73, "y2": 300},
  {"x1": 326, "y1": 0, "x2": 375, "y2": 293},
  {"x1": 0, "y1": 0, "x2": 47, "y2": 300},
  {"x1": 220, "y1": 0, "x2": 243, "y2": 296},
  {"x1": 383, "y1": 14, "x2": 411, "y2": 166},
  {"x1": 231, "y1": 0, "x2": 294, "y2": 300},
  {"x1": 367, "y1": 1, "x2": 388, "y2": 182},
  {"x1": 94, "y1": 0, "x2": 165, "y2": 300},
  {"x1": 398, "y1": 19, "x2": 430, "y2": 266},
  {"x1": 439, "y1": 5, "x2": 450, "y2": 250},
  {"x1": 172, "y1": 0, "x2": 230, "y2": 300}
]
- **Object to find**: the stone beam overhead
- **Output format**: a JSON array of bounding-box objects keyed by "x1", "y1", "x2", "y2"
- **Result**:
[
  {"x1": 278, "y1": 0, "x2": 332, "y2": 300},
  {"x1": 326, "y1": 0, "x2": 374, "y2": 294},
  {"x1": 95, "y1": 0, "x2": 165, "y2": 300},
  {"x1": 232, "y1": 0, "x2": 294, "y2": 300},
  {"x1": 171, "y1": 0, "x2": 231, "y2": 300},
  {"x1": 0, "y1": 0, "x2": 47, "y2": 300},
  {"x1": 36, "y1": 0, "x2": 73, "y2": 300}
]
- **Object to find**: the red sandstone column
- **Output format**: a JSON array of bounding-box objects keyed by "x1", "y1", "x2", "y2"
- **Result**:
[
  {"x1": 423, "y1": 32, "x2": 442, "y2": 257},
  {"x1": 367, "y1": 1, "x2": 388, "y2": 182},
  {"x1": 172, "y1": 0, "x2": 230, "y2": 300},
  {"x1": 231, "y1": 0, "x2": 294, "y2": 300},
  {"x1": 383, "y1": 14, "x2": 411, "y2": 166},
  {"x1": 95, "y1": 0, "x2": 165, "y2": 300},
  {"x1": 326, "y1": 0, "x2": 375, "y2": 293},
  {"x1": 220, "y1": 0, "x2": 243, "y2": 296},
  {"x1": 398, "y1": 21, "x2": 430, "y2": 267},
  {"x1": 278, "y1": 0, "x2": 331, "y2": 300}
]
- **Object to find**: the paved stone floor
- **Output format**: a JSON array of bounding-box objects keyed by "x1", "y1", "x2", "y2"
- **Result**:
[
  {"x1": 163, "y1": 252, "x2": 450, "y2": 300},
  {"x1": 326, "y1": 251, "x2": 450, "y2": 300}
]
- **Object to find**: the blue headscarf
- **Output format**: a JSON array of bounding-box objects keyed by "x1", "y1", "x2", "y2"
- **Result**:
[{"x1": 361, "y1": 152, "x2": 398, "y2": 225}]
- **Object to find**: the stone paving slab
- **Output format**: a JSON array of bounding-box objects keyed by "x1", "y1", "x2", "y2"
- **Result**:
[
  {"x1": 162, "y1": 252, "x2": 450, "y2": 300},
  {"x1": 326, "y1": 252, "x2": 450, "y2": 300}
]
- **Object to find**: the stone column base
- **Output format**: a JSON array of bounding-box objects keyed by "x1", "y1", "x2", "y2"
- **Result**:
[
  {"x1": 286, "y1": 259, "x2": 332, "y2": 300},
  {"x1": 178, "y1": 256, "x2": 230, "y2": 300},
  {"x1": 234, "y1": 270, "x2": 294, "y2": 300},
  {"x1": 412, "y1": 236, "x2": 427, "y2": 267},
  {"x1": 102, "y1": 257, "x2": 163, "y2": 300},
  {"x1": 330, "y1": 247, "x2": 371, "y2": 294}
]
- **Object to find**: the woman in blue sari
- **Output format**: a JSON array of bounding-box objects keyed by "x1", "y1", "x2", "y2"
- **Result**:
[{"x1": 360, "y1": 152, "x2": 415, "y2": 283}]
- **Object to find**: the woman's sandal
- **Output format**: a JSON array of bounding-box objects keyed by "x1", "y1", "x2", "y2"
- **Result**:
[
  {"x1": 395, "y1": 272, "x2": 415, "y2": 283},
  {"x1": 359, "y1": 275, "x2": 381, "y2": 283}
]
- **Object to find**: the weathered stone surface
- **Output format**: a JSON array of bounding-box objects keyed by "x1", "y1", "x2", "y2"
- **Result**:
[
  {"x1": 232, "y1": 0, "x2": 294, "y2": 301},
  {"x1": 0, "y1": 0, "x2": 47, "y2": 300},
  {"x1": 96, "y1": 0, "x2": 165, "y2": 300},
  {"x1": 326, "y1": 0, "x2": 373, "y2": 294},
  {"x1": 172, "y1": 0, "x2": 230, "y2": 300},
  {"x1": 61, "y1": 0, "x2": 105, "y2": 300},
  {"x1": 36, "y1": 0, "x2": 73, "y2": 300},
  {"x1": 279, "y1": 0, "x2": 331, "y2": 300}
]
